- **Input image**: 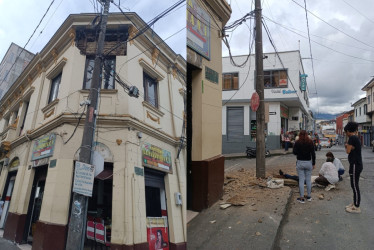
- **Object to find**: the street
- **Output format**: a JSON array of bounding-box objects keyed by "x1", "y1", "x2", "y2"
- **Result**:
[
  {"x1": 188, "y1": 145, "x2": 374, "y2": 250},
  {"x1": 276, "y1": 145, "x2": 374, "y2": 249}
]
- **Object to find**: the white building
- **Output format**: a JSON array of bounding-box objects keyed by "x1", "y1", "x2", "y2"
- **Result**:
[
  {"x1": 222, "y1": 51, "x2": 312, "y2": 153},
  {"x1": 352, "y1": 97, "x2": 371, "y2": 146}
]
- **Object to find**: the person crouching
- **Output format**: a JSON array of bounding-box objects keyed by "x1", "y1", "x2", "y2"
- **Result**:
[{"x1": 315, "y1": 157, "x2": 339, "y2": 191}]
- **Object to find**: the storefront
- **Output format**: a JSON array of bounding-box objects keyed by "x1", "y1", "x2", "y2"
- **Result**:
[
  {"x1": 0, "y1": 157, "x2": 19, "y2": 229},
  {"x1": 142, "y1": 142, "x2": 172, "y2": 250}
]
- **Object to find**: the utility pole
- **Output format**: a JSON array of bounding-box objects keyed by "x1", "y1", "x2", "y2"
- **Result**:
[
  {"x1": 66, "y1": 0, "x2": 110, "y2": 249},
  {"x1": 255, "y1": 0, "x2": 265, "y2": 178}
]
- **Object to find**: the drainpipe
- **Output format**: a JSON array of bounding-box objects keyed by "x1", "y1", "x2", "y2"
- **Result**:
[
  {"x1": 174, "y1": 158, "x2": 186, "y2": 242},
  {"x1": 167, "y1": 67, "x2": 176, "y2": 138}
]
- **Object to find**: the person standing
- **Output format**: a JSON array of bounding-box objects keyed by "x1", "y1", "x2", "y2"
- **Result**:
[
  {"x1": 284, "y1": 132, "x2": 290, "y2": 151},
  {"x1": 344, "y1": 122, "x2": 363, "y2": 213},
  {"x1": 293, "y1": 130, "x2": 316, "y2": 203}
]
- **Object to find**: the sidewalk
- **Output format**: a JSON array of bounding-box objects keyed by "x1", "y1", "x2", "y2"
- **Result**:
[
  {"x1": 0, "y1": 230, "x2": 31, "y2": 250},
  {"x1": 223, "y1": 148, "x2": 292, "y2": 159}
]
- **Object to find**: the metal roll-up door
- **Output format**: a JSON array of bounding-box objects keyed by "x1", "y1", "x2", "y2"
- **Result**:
[{"x1": 227, "y1": 107, "x2": 244, "y2": 142}]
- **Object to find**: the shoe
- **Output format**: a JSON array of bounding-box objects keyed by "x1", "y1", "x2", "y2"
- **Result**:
[
  {"x1": 279, "y1": 169, "x2": 284, "y2": 176},
  {"x1": 306, "y1": 196, "x2": 312, "y2": 202},
  {"x1": 325, "y1": 184, "x2": 336, "y2": 191},
  {"x1": 297, "y1": 198, "x2": 305, "y2": 204},
  {"x1": 346, "y1": 205, "x2": 361, "y2": 213},
  {"x1": 345, "y1": 203, "x2": 354, "y2": 209}
]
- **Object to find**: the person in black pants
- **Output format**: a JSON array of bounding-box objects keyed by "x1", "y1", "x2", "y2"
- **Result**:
[{"x1": 344, "y1": 122, "x2": 363, "y2": 213}]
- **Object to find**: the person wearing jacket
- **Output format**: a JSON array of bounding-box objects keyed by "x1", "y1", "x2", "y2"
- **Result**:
[{"x1": 293, "y1": 130, "x2": 316, "y2": 203}]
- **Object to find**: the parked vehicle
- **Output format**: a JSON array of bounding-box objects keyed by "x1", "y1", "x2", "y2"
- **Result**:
[
  {"x1": 320, "y1": 138, "x2": 331, "y2": 148},
  {"x1": 246, "y1": 146, "x2": 271, "y2": 158}
]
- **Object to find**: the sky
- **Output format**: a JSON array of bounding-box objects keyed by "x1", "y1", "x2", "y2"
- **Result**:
[
  {"x1": 1, "y1": 0, "x2": 373, "y2": 116},
  {"x1": 0, "y1": 0, "x2": 186, "y2": 62},
  {"x1": 223, "y1": 0, "x2": 374, "y2": 116}
]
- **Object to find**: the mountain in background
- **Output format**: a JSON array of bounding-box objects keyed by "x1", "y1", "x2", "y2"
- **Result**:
[{"x1": 315, "y1": 113, "x2": 337, "y2": 120}]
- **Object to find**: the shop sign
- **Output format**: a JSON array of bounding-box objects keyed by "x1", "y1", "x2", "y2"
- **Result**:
[
  {"x1": 280, "y1": 106, "x2": 289, "y2": 119},
  {"x1": 279, "y1": 78, "x2": 288, "y2": 86},
  {"x1": 9, "y1": 158, "x2": 19, "y2": 172},
  {"x1": 147, "y1": 226, "x2": 169, "y2": 250},
  {"x1": 31, "y1": 133, "x2": 56, "y2": 160},
  {"x1": 187, "y1": 0, "x2": 211, "y2": 60},
  {"x1": 300, "y1": 74, "x2": 308, "y2": 91},
  {"x1": 73, "y1": 161, "x2": 95, "y2": 197},
  {"x1": 205, "y1": 66, "x2": 218, "y2": 84},
  {"x1": 282, "y1": 90, "x2": 297, "y2": 94},
  {"x1": 142, "y1": 143, "x2": 172, "y2": 173}
]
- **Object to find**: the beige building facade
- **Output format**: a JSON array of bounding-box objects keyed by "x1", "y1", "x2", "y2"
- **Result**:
[
  {"x1": 186, "y1": 0, "x2": 231, "y2": 211},
  {"x1": 0, "y1": 13, "x2": 186, "y2": 250}
]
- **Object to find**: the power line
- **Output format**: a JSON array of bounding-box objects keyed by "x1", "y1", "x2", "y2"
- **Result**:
[
  {"x1": 341, "y1": 0, "x2": 374, "y2": 24},
  {"x1": 263, "y1": 16, "x2": 374, "y2": 63},
  {"x1": 0, "y1": 0, "x2": 55, "y2": 87},
  {"x1": 291, "y1": 0, "x2": 374, "y2": 49},
  {"x1": 303, "y1": 0, "x2": 318, "y2": 96}
]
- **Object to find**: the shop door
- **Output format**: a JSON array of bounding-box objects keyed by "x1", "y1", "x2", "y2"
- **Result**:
[
  {"x1": 25, "y1": 166, "x2": 47, "y2": 243},
  {"x1": 0, "y1": 175, "x2": 16, "y2": 228},
  {"x1": 145, "y1": 168, "x2": 169, "y2": 250}
]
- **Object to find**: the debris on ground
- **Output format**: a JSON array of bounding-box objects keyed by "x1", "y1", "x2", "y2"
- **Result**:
[
  {"x1": 267, "y1": 179, "x2": 284, "y2": 189},
  {"x1": 255, "y1": 232, "x2": 262, "y2": 236},
  {"x1": 220, "y1": 204, "x2": 232, "y2": 209},
  {"x1": 318, "y1": 194, "x2": 325, "y2": 200},
  {"x1": 226, "y1": 195, "x2": 247, "y2": 206},
  {"x1": 210, "y1": 220, "x2": 216, "y2": 224}
]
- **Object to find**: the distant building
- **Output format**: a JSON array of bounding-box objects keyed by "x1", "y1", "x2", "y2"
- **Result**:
[
  {"x1": 352, "y1": 97, "x2": 371, "y2": 146},
  {"x1": 361, "y1": 77, "x2": 374, "y2": 145},
  {"x1": 336, "y1": 112, "x2": 350, "y2": 144},
  {"x1": 222, "y1": 50, "x2": 313, "y2": 153},
  {"x1": 0, "y1": 43, "x2": 34, "y2": 100}
]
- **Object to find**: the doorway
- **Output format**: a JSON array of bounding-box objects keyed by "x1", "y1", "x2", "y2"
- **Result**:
[
  {"x1": 24, "y1": 165, "x2": 48, "y2": 243},
  {"x1": 0, "y1": 174, "x2": 16, "y2": 228}
]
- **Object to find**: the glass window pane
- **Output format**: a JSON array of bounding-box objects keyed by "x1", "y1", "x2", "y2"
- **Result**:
[
  {"x1": 272, "y1": 71, "x2": 280, "y2": 87},
  {"x1": 233, "y1": 73, "x2": 238, "y2": 89},
  {"x1": 84, "y1": 59, "x2": 95, "y2": 89},
  {"x1": 279, "y1": 70, "x2": 288, "y2": 87},
  {"x1": 223, "y1": 74, "x2": 231, "y2": 90}
]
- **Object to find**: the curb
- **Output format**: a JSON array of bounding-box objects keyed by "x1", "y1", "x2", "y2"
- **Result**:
[{"x1": 271, "y1": 187, "x2": 294, "y2": 250}]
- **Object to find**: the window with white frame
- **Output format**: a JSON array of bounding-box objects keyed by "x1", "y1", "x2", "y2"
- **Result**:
[
  {"x1": 222, "y1": 72, "x2": 239, "y2": 90},
  {"x1": 48, "y1": 73, "x2": 62, "y2": 104},
  {"x1": 264, "y1": 69, "x2": 288, "y2": 88},
  {"x1": 368, "y1": 95, "x2": 371, "y2": 104}
]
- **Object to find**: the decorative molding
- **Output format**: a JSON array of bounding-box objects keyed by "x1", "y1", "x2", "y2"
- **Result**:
[
  {"x1": 36, "y1": 63, "x2": 43, "y2": 77},
  {"x1": 69, "y1": 28, "x2": 76, "y2": 46},
  {"x1": 129, "y1": 25, "x2": 138, "y2": 45},
  {"x1": 146, "y1": 110, "x2": 160, "y2": 124},
  {"x1": 142, "y1": 101, "x2": 164, "y2": 117},
  {"x1": 51, "y1": 48, "x2": 58, "y2": 64},
  {"x1": 138, "y1": 58, "x2": 165, "y2": 81},
  {"x1": 116, "y1": 139, "x2": 122, "y2": 145},
  {"x1": 151, "y1": 47, "x2": 160, "y2": 65},
  {"x1": 46, "y1": 57, "x2": 67, "y2": 80},
  {"x1": 44, "y1": 109, "x2": 55, "y2": 119}
]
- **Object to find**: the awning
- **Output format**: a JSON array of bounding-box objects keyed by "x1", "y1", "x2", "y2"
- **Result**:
[{"x1": 95, "y1": 169, "x2": 113, "y2": 180}]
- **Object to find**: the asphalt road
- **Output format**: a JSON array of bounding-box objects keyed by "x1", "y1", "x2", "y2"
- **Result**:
[{"x1": 276, "y1": 145, "x2": 374, "y2": 250}]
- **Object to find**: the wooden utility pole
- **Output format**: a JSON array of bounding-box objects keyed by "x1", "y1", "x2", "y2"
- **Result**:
[
  {"x1": 255, "y1": 0, "x2": 266, "y2": 178},
  {"x1": 65, "y1": 0, "x2": 110, "y2": 249}
]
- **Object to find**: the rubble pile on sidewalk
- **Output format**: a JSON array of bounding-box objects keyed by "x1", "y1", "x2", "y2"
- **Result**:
[{"x1": 222, "y1": 168, "x2": 291, "y2": 209}]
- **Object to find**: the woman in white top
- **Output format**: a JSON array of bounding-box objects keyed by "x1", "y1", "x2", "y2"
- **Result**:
[
  {"x1": 326, "y1": 151, "x2": 345, "y2": 181},
  {"x1": 315, "y1": 157, "x2": 339, "y2": 191}
]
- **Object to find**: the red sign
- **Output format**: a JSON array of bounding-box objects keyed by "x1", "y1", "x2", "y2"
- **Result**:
[
  {"x1": 147, "y1": 227, "x2": 169, "y2": 250},
  {"x1": 251, "y1": 92, "x2": 260, "y2": 111}
]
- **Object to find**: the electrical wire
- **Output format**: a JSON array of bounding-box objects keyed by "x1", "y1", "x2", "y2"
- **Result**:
[
  {"x1": 0, "y1": 0, "x2": 55, "y2": 87},
  {"x1": 303, "y1": 0, "x2": 318, "y2": 96},
  {"x1": 263, "y1": 16, "x2": 374, "y2": 63},
  {"x1": 291, "y1": 0, "x2": 374, "y2": 50},
  {"x1": 63, "y1": 105, "x2": 87, "y2": 144}
]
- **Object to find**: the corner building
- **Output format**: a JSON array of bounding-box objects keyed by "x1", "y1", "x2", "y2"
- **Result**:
[
  {"x1": 186, "y1": 0, "x2": 231, "y2": 211},
  {"x1": 0, "y1": 13, "x2": 186, "y2": 250}
]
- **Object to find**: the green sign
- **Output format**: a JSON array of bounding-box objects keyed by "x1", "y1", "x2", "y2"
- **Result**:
[
  {"x1": 142, "y1": 143, "x2": 172, "y2": 173},
  {"x1": 205, "y1": 66, "x2": 218, "y2": 84},
  {"x1": 134, "y1": 166, "x2": 144, "y2": 176},
  {"x1": 31, "y1": 133, "x2": 56, "y2": 161},
  {"x1": 300, "y1": 74, "x2": 308, "y2": 91}
]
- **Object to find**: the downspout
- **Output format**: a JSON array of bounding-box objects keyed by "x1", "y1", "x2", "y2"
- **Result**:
[{"x1": 167, "y1": 67, "x2": 176, "y2": 137}]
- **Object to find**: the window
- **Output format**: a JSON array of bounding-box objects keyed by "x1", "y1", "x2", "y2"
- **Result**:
[
  {"x1": 355, "y1": 109, "x2": 357, "y2": 117},
  {"x1": 48, "y1": 73, "x2": 62, "y2": 103},
  {"x1": 222, "y1": 73, "x2": 239, "y2": 90},
  {"x1": 359, "y1": 107, "x2": 361, "y2": 116},
  {"x1": 368, "y1": 95, "x2": 371, "y2": 104},
  {"x1": 264, "y1": 69, "x2": 288, "y2": 88},
  {"x1": 19, "y1": 102, "x2": 29, "y2": 136},
  {"x1": 83, "y1": 57, "x2": 115, "y2": 90},
  {"x1": 143, "y1": 72, "x2": 158, "y2": 108},
  {"x1": 364, "y1": 104, "x2": 367, "y2": 114}
]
